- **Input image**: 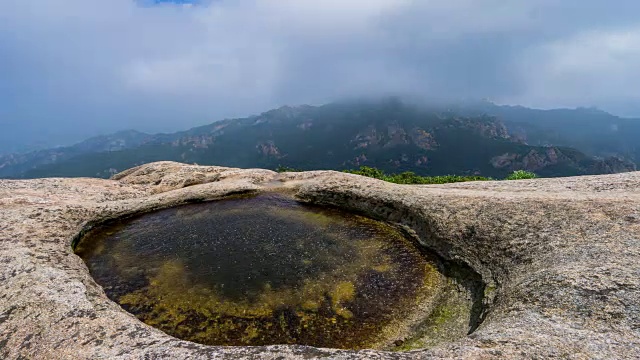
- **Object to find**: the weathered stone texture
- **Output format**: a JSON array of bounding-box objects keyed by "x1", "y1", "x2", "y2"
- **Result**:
[{"x1": 1, "y1": 161, "x2": 639, "y2": 359}]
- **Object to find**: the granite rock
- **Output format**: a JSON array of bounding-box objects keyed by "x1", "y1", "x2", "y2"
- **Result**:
[{"x1": 1, "y1": 161, "x2": 639, "y2": 359}]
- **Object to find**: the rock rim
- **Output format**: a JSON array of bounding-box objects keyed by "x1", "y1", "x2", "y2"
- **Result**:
[{"x1": 1, "y1": 161, "x2": 639, "y2": 359}]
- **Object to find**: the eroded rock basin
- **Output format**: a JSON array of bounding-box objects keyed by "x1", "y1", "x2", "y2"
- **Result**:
[
  {"x1": 75, "y1": 193, "x2": 481, "y2": 350},
  {"x1": 4, "y1": 163, "x2": 639, "y2": 359}
]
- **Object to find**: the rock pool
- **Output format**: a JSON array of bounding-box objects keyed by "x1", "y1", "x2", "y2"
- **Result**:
[{"x1": 75, "y1": 193, "x2": 454, "y2": 349}]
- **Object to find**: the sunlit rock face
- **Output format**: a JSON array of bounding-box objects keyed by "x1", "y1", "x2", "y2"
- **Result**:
[{"x1": 75, "y1": 193, "x2": 476, "y2": 349}]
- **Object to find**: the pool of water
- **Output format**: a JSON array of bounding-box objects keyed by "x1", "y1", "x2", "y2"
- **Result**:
[{"x1": 75, "y1": 193, "x2": 442, "y2": 349}]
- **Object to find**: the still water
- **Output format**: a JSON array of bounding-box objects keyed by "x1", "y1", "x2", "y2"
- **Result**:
[{"x1": 76, "y1": 193, "x2": 439, "y2": 349}]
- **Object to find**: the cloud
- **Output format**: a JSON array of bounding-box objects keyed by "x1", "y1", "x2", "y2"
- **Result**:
[
  {"x1": 1, "y1": 0, "x2": 640, "y2": 152},
  {"x1": 512, "y1": 27, "x2": 640, "y2": 111}
]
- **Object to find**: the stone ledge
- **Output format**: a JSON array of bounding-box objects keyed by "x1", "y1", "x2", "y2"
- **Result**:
[{"x1": 1, "y1": 161, "x2": 639, "y2": 359}]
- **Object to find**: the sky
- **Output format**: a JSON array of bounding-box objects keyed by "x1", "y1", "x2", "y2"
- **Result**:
[{"x1": 1, "y1": 0, "x2": 640, "y2": 153}]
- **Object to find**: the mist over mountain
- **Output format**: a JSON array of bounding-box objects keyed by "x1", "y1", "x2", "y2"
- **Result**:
[
  {"x1": 2, "y1": 99, "x2": 636, "y2": 179},
  {"x1": 2, "y1": 1, "x2": 640, "y2": 154}
]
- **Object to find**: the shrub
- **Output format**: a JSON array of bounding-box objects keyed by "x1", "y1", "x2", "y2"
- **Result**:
[
  {"x1": 344, "y1": 166, "x2": 386, "y2": 179},
  {"x1": 505, "y1": 170, "x2": 538, "y2": 180},
  {"x1": 275, "y1": 165, "x2": 301, "y2": 173},
  {"x1": 344, "y1": 166, "x2": 490, "y2": 185},
  {"x1": 345, "y1": 166, "x2": 540, "y2": 184}
]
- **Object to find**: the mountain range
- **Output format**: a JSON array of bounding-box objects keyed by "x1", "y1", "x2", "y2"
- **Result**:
[{"x1": 1, "y1": 98, "x2": 638, "y2": 179}]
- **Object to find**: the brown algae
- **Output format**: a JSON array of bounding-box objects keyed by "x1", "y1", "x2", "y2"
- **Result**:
[{"x1": 75, "y1": 193, "x2": 467, "y2": 349}]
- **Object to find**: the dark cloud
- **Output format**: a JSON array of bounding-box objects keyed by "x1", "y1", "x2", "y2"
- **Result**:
[{"x1": 1, "y1": 0, "x2": 639, "y2": 153}]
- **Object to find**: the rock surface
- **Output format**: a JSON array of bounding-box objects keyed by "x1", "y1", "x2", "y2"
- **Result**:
[{"x1": 1, "y1": 161, "x2": 639, "y2": 359}]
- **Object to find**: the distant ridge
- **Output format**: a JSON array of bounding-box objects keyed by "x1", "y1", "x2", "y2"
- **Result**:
[{"x1": 1, "y1": 99, "x2": 637, "y2": 179}]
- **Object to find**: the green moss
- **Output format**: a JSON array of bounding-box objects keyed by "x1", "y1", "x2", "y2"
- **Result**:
[
  {"x1": 430, "y1": 304, "x2": 456, "y2": 325},
  {"x1": 484, "y1": 283, "x2": 497, "y2": 298}
]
